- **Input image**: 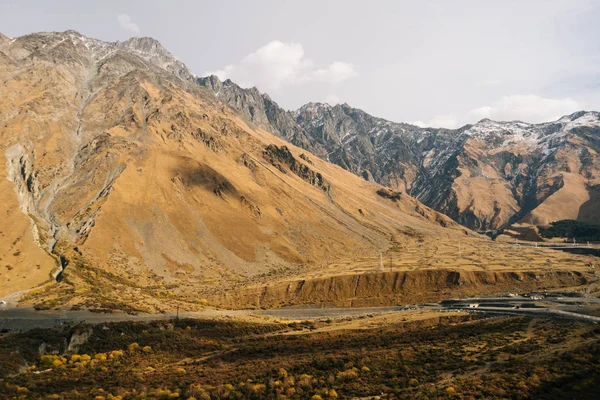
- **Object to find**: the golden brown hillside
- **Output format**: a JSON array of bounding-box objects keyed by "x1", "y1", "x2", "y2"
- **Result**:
[
  {"x1": 0, "y1": 31, "x2": 469, "y2": 310},
  {"x1": 0, "y1": 32, "x2": 597, "y2": 312}
]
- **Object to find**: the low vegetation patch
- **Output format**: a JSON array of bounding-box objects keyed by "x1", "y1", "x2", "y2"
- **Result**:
[
  {"x1": 1, "y1": 317, "x2": 599, "y2": 399},
  {"x1": 540, "y1": 219, "x2": 600, "y2": 241}
]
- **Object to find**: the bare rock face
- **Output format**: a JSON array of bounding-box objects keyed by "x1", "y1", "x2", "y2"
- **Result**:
[
  {"x1": 67, "y1": 327, "x2": 93, "y2": 353},
  {"x1": 199, "y1": 75, "x2": 600, "y2": 232},
  {"x1": 0, "y1": 30, "x2": 467, "y2": 308},
  {"x1": 263, "y1": 145, "x2": 330, "y2": 193},
  {"x1": 198, "y1": 75, "x2": 327, "y2": 157},
  {"x1": 117, "y1": 37, "x2": 195, "y2": 82}
]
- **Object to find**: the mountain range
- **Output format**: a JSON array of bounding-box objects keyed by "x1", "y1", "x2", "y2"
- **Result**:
[
  {"x1": 198, "y1": 76, "x2": 600, "y2": 232},
  {"x1": 0, "y1": 30, "x2": 597, "y2": 310},
  {"x1": 0, "y1": 30, "x2": 471, "y2": 309}
]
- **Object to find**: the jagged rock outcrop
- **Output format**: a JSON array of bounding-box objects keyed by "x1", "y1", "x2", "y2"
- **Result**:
[
  {"x1": 263, "y1": 145, "x2": 330, "y2": 193},
  {"x1": 117, "y1": 37, "x2": 195, "y2": 82},
  {"x1": 197, "y1": 76, "x2": 327, "y2": 156}
]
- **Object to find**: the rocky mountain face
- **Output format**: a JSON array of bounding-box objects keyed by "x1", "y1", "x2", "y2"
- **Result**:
[
  {"x1": 198, "y1": 76, "x2": 600, "y2": 232},
  {"x1": 197, "y1": 76, "x2": 327, "y2": 156},
  {"x1": 0, "y1": 31, "x2": 466, "y2": 308}
]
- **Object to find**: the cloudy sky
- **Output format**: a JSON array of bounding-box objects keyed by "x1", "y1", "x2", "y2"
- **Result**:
[{"x1": 1, "y1": 0, "x2": 599, "y2": 128}]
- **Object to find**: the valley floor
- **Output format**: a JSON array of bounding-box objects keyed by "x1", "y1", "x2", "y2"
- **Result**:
[{"x1": 1, "y1": 308, "x2": 600, "y2": 399}]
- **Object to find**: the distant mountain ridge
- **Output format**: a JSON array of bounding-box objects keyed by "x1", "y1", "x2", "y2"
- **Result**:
[{"x1": 198, "y1": 74, "x2": 600, "y2": 232}]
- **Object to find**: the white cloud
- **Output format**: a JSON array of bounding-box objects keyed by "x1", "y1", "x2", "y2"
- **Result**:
[
  {"x1": 466, "y1": 95, "x2": 583, "y2": 123},
  {"x1": 118, "y1": 14, "x2": 140, "y2": 34},
  {"x1": 325, "y1": 94, "x2": 341, "y2": 105},
  {"x1": 412, "y1": 114, "x2": 460, "y2": 129},
  {"x1": 205, "y1": 41, "x2": 358, "y2": 92},
  {"x1": 414, "y1": 95, "x2": 584, "y2": 129},
  {"x1": 313, "y1": 62, "x2": 358, "y2": 83}
]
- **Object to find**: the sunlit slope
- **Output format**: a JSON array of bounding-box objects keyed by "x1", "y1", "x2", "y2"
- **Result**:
[{"x1": 0, "y1": 31, "x2": 467, "y2": 307}]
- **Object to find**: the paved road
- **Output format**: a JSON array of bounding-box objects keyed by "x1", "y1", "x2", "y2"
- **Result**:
[
  {"x1": 0, "y1": 305, "x2": 412, "y2": 331},
  {"x1": 1, "y1": 292, "x2": 599, "y2": 331},
  {"x1": 435, "y1": 294, "x2": 600, "y2": 323}
]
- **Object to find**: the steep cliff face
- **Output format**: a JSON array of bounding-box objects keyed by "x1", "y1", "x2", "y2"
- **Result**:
[
  {"x1": 0, "y1": 31, "x2": 468, "y2": 308},
  {"x1": 212, "y1": 269, "x2": 588, "y2": 309},
  {"x1": 199, "y1": 75, "x2": 600, "y2": 231}
]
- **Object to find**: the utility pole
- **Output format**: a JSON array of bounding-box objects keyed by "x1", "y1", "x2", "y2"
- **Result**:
[
  {"x1": 176, "y1": 305, "x2": 179, "y2": 320},
  {"x1": 389, "y1": 253, "x2": 393, "y2": 272},
  {"x1": 379, "y1": 251, "x2": 384, "y2": 272}
]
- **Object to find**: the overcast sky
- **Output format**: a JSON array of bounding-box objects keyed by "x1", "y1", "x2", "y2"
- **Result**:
[{"x1": 1, "y1": 0, "x2": 599, "y2": 128}]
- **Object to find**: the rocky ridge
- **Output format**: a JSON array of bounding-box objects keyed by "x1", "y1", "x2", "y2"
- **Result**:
[{"x1": 198, "y1": 75, "x2": 600, "y2": 231}]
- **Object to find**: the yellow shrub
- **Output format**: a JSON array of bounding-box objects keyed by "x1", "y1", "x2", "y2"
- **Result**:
[
  {"x1": 142, "y1": 346, "x2": 152, "y2": 353},
  {"x1": 40, "y1": 355, "x2": 58, "y2": 366},
  {"x1": 51, "y1": 359, "x2": 64, "y2": 368},
  {"x1": 176, "y1": 367, "x2": 187, "y2": 375},
  {"x1": 223, "y1": 384, "x2": 235, "y2": 392},
  {"x1": 285, "y1": 376, "x2": 296, "y2": 386},
  {"x1": 361, "y1": 366, "x2": 371, "y2": 372},
  {"x1": 251, "y1": 384, "x2": 266, "y2": 393},
  {"x1": 16, "y1": 386, "x2": 29, "y2": 394},
  {"x1": 336, "y1": 369, "x2": 358, "y2": 381},
  {"x1": 95, "y1": 353, "x2": 108, "y2": 361},
  {"x1": 109, "y1": 350, "x2": 124, "y2": 359},
  {"x1": 445, "y1": 387, "x2": 456, "y2": 395},
  {"x1": 328, "y1": 389, "x2": 338, "y2": 398},
  {"x1": 128, "y1": 342, "x2": 140, "y2": 352},
  {"x1": 80, "y1": 354, "x2": 91, "y2": 362},
  {"x1": 70, "y1": 354, "x2": 81, "y2": 363},
  {"x1": 311, "y1": 395, "x2": 323, "y2": 400}
]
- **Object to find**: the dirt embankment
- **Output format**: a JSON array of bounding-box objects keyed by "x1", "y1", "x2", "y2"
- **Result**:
[{"x1": 211, "y1": 269, "x2": 588, "y2": 309}]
